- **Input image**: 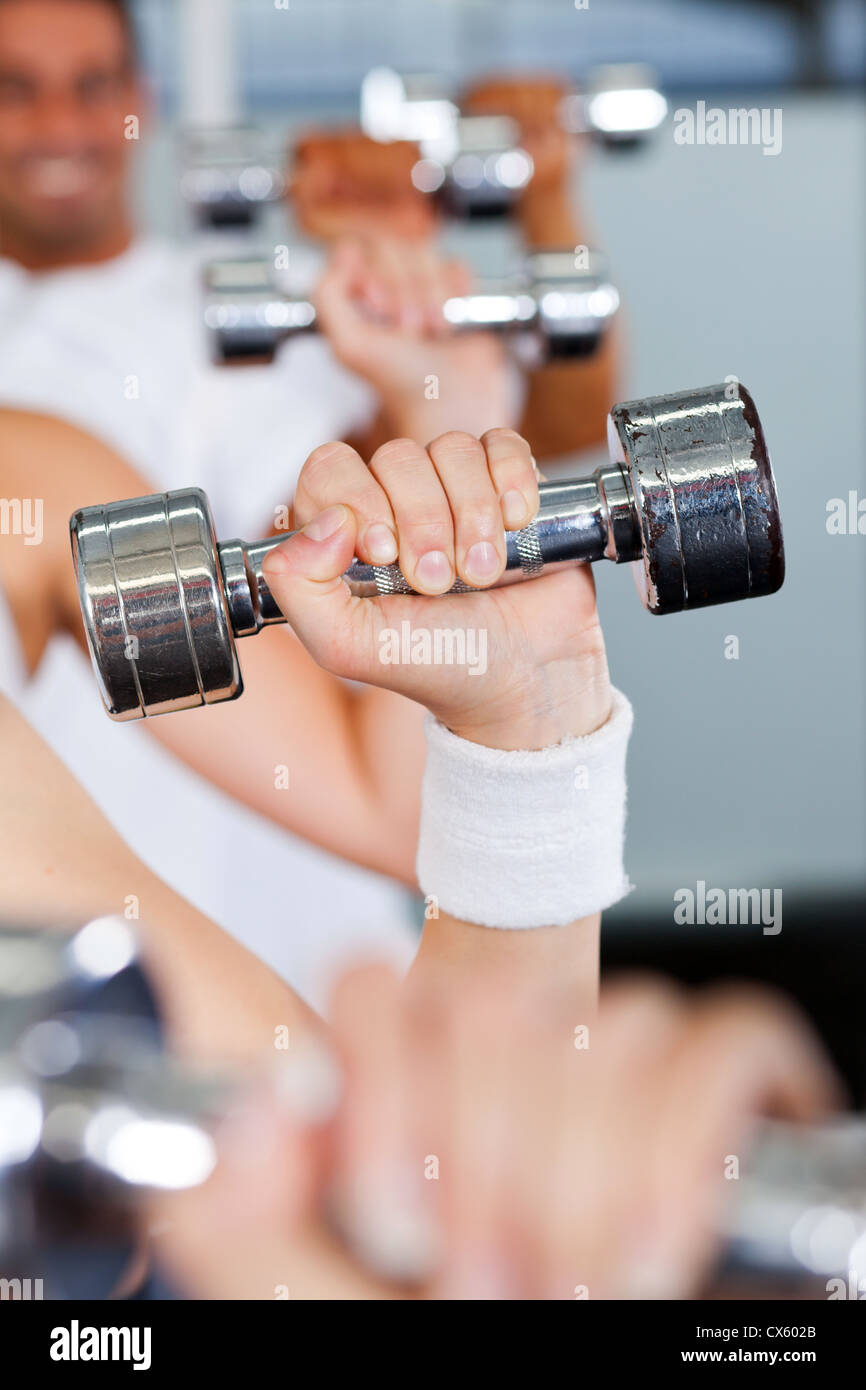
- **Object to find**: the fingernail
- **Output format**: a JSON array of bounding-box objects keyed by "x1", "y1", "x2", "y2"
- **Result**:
[
  {"x1": 262, "y1": 543, "x2": 291, "y2": 576},
  {"x1": 501, "y1": 489, "x2": 529, "y2": 529},
  {"x1": 364, "y1": 522, "x2": 398, "y2": 565},
  {"x1": 219, "y1": 1096, "x2": 283, "y2": 1172},
  {"x1": 303, "y1": 505, "x2": 348, "y2": 543},
  {"x1": 414, "y1": 550, "x2": 452, "y2": 590},
  {"x1": 269, "y1": 1041, "x2": 343, "y2": 1127},
  {"x1": 336, "y1": 1166, "x2": 440, "y2": 1285},
  {"x1": 464, "y1": 541, "x2": 500, "y2": 584}
]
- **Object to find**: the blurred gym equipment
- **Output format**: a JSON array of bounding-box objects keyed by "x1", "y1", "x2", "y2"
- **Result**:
[
  {"x1": 360, "y1": 63, "x2": 667, "y2": 214},
  {"x1": 70, "y1": 383, "x2": 783, "y2": 721},
  {"x1": 1, "y1": 920, "x2": 862, "y2": 1300},
  {"x1": 202, "y1": 249, "x2": 619, "y2": 363},
  {"x1": 179, "y1": 125, "x2": 286, "y2": 231}
]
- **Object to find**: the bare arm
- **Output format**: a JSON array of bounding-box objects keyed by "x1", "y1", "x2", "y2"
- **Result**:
[
  {"x1": 462, "y1": 76, "x2": 620, "y2": 461},
  {"x1": 516, "y1": 185, "x2": 621, "y2": 461},
  {"x1": 0, "y1": 691, "x2": 317, "y2": 1065},
  {"x1": 0, "y1": 409, "x2": 424, "y2": 884}
]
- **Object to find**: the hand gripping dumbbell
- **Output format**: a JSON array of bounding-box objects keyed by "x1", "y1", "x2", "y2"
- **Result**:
[
  {"x1": 360, "y1": 67, "x2": 534, "y2": 216},
  {"x1": 360, "y1": 65, "x2": 667, "y2": 216},
  {"x1": 70, "y1": 382, "x2": 783, "y2": 723},
  {"x1": 203, "y1": 250, "x2": 619, "y2": 365}
]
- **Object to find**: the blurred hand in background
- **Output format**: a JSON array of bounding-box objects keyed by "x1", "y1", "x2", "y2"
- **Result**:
[
  {"x1": 315, "y1": 236, "x2": 520, "y2": 442},
  {"x1": 153, "y1": 969, "x2": 840, "y2": 1301},
  {"x1": 292, "y1": 129, "x2": 436, "y2": 242}
]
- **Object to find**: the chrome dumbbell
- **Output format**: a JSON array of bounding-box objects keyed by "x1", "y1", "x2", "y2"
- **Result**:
[
  {"x1": 203, "y1": 250, "x2": 619, "y2": 364},
  {"x1": 70, "y1": 383, "x2": 783, "y2": 722},
  {"x1": 179, "y1": 124, "x2": 285, "y2": 231},
  {"x1": 560, "y1": 64, "x2": 669, "y2": 147},
  {"x1": 0, "y1": 920, "x2": 225, "y2": 1299},
  {"x1": 360, "y1": 65, "x2": 667, "y2": 216}
]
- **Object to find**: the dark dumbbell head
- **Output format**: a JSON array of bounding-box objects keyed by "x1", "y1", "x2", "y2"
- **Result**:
[
  {"x1": 608, "y1": 383, "x2": 784, "y2": 614},
  {"x1": 71, "y1": 489, "x2": 240, "y2": 721}
]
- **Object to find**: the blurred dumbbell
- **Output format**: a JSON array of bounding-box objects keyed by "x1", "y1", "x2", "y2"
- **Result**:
[
  {"x1": 718, "y1": 1118, "x2": 866, "y2": 1289},
  {"x1": 202, "y1": 249, "x2": 619, "y2": 365},
  {"x1": 560, "y1": 64, "x2": 669, "y2": 148},
  {"x1": 0, "y1": 918, "x2": 183, "y2": 1299},
  {"x1": 179, "y1": 124, "x2": 285, "y2": 231},
  {"x1": 360, "y1": 65, "x2": 667, "y2": 216},
  {"x1": 360, "y1": 67, "x2": 533, "y2": 217},
  {"x1": 70, "y1": 382, "x2": 783, "y2": 722}
]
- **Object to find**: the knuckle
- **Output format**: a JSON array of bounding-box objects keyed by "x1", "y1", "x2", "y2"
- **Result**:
[
  {"x1": 403, "y1": 515, "x2": 453, "y2": 547},
  {"x1": 302, "y1": 440, "x2": 355, "y2": 488},
  {"x1": 483, "y1": 426, "x2": 526, "y2": 451},
  {"x1": 369, "y1": 437, "x2": 424, "y2": 473},
  {"x1": 458, "y1": 499, "x2": 503, "y2": 540},
  {"x1": 428, "y1": 430, "x2": 484, "y2": 458}
]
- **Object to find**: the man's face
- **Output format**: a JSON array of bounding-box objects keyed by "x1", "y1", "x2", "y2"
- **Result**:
[{"x1": 0, "y1": 0, "x2": 141, "y2": 252}]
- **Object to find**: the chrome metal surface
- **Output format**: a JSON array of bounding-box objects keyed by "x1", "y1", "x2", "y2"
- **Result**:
[
  {"x1": 204, "y1": 251, "x2": 618, "y2": 365},
  {"x1": 721, "y1": 1118, "x2": 866, "y2": 1282},
  {"x1": 71, "y1": 384, "x2": 784, "y2": 720},
  {"x1": 360, "y1": 65, "x2": 666, "y2": 215},
  {"x1": 561, "y1": 64, "x2": 668, "y2": 145},
  {"x1": 179, "y1": 123, "x2": 285, "y2": 229},
  {"x1": 72, "y1": 488, "x2": 240, "y2": 721},
  {"x1": 609, "y1": 383, "x2": 784, "y2": 614},
  {"x1": 360, "y1": 68, "x2": 532, "y2": 216}
]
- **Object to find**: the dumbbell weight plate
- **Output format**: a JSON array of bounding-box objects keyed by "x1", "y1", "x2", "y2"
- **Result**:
[
  {"x1": 525, "y1": 250, "x2": 619, "y2": 360},
  {"x1": 72, "y1": 491, "x2": 240, "y2": 721},
  {"x1": 609, "y1": 383, "x2": 783, "y2": 613}
]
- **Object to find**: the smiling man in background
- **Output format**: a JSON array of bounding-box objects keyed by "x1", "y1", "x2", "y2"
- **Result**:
[{"x1": 0, "y1": 0, "x2": 519, "y2": 1003}]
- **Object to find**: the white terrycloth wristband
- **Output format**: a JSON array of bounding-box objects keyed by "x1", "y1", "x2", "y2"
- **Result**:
[{"x1": 416, "y1": 687, "x2": 633, "y2": 929}]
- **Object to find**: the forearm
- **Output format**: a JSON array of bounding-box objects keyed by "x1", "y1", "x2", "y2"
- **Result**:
[
  {"x1": 409, "y1": 911, "x2": 601, "y2": 1018},
  {"x1": 0, "y1": 410, "x2": 424, "y2": 885},
  {"x1": 147, "y1": 628, "x2": 424, "y2": 886},
  {"x1": 0, "y1": 694, "x2": 318, "y2": 1067},
  {"x1": 517, "y1": 187, "x2": 620, "y2": 461}
]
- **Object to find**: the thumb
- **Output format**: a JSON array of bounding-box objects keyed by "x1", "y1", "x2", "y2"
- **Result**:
[{"x1": 261, "y1": 505, "x2": 384, "y2": 679}]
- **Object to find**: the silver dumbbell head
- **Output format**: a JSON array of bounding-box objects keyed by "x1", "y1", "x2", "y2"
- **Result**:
[
  {"x1": 523, "y1": 250, "x2": 620, "y2": 359},
  {"x1": 562, "y1": 64, "x2": 668, "y2": 146},
  {"x1": 412, "y1": 115, "x2": 535, "y2": 217},
  {"x1": 71, "y1": 490, "x2": 240, "y2": 721},
  {"x1": 609, "y1": 383, "x2": 783, "y2": 613},
  {"x1": 179, "y1": 124, "x2": 285, "y2": 230}
]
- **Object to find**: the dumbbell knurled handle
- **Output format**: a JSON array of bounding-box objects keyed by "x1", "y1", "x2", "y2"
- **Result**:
[{"x1": 232, "y1": 476, "x2": 631, "y2": 636}]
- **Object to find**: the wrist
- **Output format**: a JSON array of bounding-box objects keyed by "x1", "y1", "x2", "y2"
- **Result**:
[
  {"x1": 443, "y1": 655, "x2": 613, "y2": 752},
  {"x1": 416, "y1": 686, "x2": 633, "y2": 930},
  {"x1": 519, "y1": 185, "x2": 586, "y2": 250}
]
